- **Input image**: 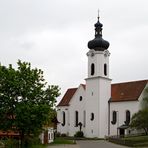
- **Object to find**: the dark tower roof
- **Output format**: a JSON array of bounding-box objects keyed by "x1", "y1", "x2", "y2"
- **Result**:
[{"x1": 88, "y1": 16, "x2": 110, "y2": 51}]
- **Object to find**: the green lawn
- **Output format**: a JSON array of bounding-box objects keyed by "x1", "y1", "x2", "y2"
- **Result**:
[
  {"x1": 30, "y1": 144, "x2": 48, "y2": 148},
  {"x1": 50, "y1": 137, "x2": 75, "y2": 145},
  {"x1": 123, "y1": 135, "x2": 148, "y2": 147}
]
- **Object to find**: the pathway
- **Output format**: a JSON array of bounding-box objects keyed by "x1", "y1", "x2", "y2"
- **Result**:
[{"x1": 47, "y1": 140, "x2": 129, "y2": 148}]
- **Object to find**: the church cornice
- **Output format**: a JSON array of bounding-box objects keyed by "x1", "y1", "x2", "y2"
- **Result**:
[
  {"x1": 85, "y1": 76, "x2": 112, "y2": 81},
  {"x1": 86, "y1": 49, "x2": 110, "y2": 57}
]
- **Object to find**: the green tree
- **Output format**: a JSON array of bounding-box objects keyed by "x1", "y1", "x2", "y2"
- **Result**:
[
  {"x1": 0, "y1": 60, "x2": 60, "y2": 147},
  {"x1": 130, "y1": 109, "x2": 148, "y2": 135},
  {"x1": 130, "y1": 87, "x2": 148, "y2": 135}
]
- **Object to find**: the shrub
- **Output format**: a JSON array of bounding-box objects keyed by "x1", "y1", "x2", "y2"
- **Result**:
[
  {"x1": 56, "y1": 132, "x2": 61, "y2": 137},
  {"x1": 74, "y1": 131, "x2": 84, "y2": 137},
  {"x1": 61, "y1": 133, "x2": 67, "y2": 137}
]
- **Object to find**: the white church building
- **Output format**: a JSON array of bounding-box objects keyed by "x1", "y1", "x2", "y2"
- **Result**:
[{"x1": 57, "y1": 15, "x2": 148, "y2": 138}]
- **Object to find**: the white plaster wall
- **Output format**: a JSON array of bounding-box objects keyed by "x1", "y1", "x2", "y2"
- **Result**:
[
  {"x1": 85, "y1": 77, "x2": 111, "y2": 138},
  {"x1": 57, "y1": 106, "x2": 69, "y2": 135},
  {"x1": 68, "y1": 85, "x2": 86, "y2": 136},
  {"x1": 98, "y1": 78, "x2": 111, "y2": 137},
  {"x1": 85, "y1": 78, "x2": 100, "y2": 138},
  {"x1": 87, "y1": 50, "x2": 109, "y2": 78},
  {"x1": 109, "y1": 101, "x2": 139, "y2": 136}
]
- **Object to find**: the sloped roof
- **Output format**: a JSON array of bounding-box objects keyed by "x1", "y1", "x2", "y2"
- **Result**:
[
  {"x1": 57, "y1": 88, "x2": 77, "y2": 106},
  {"x1": 81, "y1": 84, "x2": 86, "y2": 90},
  {"x1": 110, "y1": 80, "x2": 148, "y2": 102},
  {"x1": 57, "y1": 80, "x2": 148, "y2": 106}
]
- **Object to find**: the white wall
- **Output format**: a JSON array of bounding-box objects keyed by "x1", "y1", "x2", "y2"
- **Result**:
[
  {"x1": 57, "y1": 106, "x2": 69, "y2": 135},
  {"x1": 57, "y1": 84, "x2": 86, "y2": 136},
  {"x1": 109, "y1": 101, "x2": 139, "y2": 136},
  {"x1": 87, "y1": 50, "x2": 110, "y2": 78},
  {"x1": 68, "y1": 85, "x2": 86, "y2": 136},
  {"x1": 85, "y1": 77, "x2": 111, "y2": 138}
]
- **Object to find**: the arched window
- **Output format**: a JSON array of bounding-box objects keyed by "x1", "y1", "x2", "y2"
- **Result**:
[
  {"x1": 111, "y1": 111, "x2": 117, "y2": 125},
  {"x1": 91, "y1": 63, "x2": 95, "y2": 75},
  {"x1": 79, "y1": 96, "x2": 83, "y2": 101},
  {"x1": 75, "y1": 111, "x2": 79, "y2": 127},
  {"x1": 125, "y1": 110, "x2": 130, "y2": 125},
  {"x1": 62, "y1": 111, "x2": 65, "y2": 126},
  {"x1": 90, "y1": 113, "x2": 94, "y2": 121},
  {"x1": 83, "y1": 110, "x2": 86, "y2": 127},
  {"x1": 104, "y1": 64, "x2": 107, "y2": 76}
]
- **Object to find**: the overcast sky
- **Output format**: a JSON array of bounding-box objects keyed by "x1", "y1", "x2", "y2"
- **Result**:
[{"x1": 0, "y1": 0, "x2": 148, "y2": 101}]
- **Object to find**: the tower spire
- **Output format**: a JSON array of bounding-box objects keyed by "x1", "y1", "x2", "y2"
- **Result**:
[{"x1": 98, "y1": 9, "x2": 100, "y2": 18}]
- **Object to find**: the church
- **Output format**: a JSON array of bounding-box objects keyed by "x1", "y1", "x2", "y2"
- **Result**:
[{"x1": 56, "y1": 15, "x2": 148, "y2": 138}]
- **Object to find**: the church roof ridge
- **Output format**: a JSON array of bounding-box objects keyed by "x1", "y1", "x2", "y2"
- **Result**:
[{"x1": 112, "y1": 79, "x2": 148, "y2": 85}]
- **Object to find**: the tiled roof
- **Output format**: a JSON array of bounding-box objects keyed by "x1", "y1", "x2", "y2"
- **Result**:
[
  {"x1": 0, "y1": 130, "x2": 20, "y2": 137},
  {"x1": 57, "y1": 80, "x2": 148, "y2": 106},
  {"x1": 110, "y1": 80, "x2": 148, "y2": 102},
  {"x1": 57, "y1": 88, "x2": 77, "y2": 106},
  {"x1": 81, "y1": 84, "x2": 86, "y2": 89}
]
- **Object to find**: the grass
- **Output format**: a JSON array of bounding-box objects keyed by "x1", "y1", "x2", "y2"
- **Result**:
[
  {"x1": 30, "y1": 144, "x2": 48, "y2": 148},
  {"x1": 122, "y1": 135, "x2": 148, "y2": 147},
  {"x1": 50, "y1": 137, "x2": 75, "y2": 145}
]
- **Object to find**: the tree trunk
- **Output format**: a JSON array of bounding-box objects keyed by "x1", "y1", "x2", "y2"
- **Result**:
[
  {"x1": 143, "y1": 128, "x2": 148, "y2": 135},
  {"x1": 20, "y1": 131, "x2": 25, "y2": 148}
]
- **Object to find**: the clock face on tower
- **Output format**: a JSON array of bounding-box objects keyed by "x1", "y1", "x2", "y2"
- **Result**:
[
  {"x1": 91, "y1": 52, "x2": 94, "y2": 57},
  {"x1": 104, "y1": 50, "x2": 110, "y2": 57},
  {"x1": 87, "y1": 50, "x2": 95, "y2": 57}
]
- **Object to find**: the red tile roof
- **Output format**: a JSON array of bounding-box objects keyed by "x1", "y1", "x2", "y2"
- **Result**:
[
  {"x1": 110, "y1": 80, "x2": 148, "y2": 102},
  {"x1": 0, "y1": 130, "x2": 20, "y2": 137},
  {"x1": 81, "y1": 84, "x2": 86, "y2": 90},
  {"x1": 57, "y1": 88, "x2": 77, "y2": 106},
  {"x1": 57, "y1": 80, "x2": 148, "y2": 106}
]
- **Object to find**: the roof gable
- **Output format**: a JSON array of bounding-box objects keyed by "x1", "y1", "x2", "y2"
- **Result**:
[
  {"x1": 110, "y1": 80, "x2": 148, "y2": 102},
  {"x1": 57, "y1": 88, "x2": 77, "y2": 106}
]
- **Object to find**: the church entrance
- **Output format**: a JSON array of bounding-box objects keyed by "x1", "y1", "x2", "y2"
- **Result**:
[
  {"x1": 119, "y1": 129, "x2": 125, "y2": 136},
  {"x1": 118, "y1": 124, "x2": 129, "y2": 137}
]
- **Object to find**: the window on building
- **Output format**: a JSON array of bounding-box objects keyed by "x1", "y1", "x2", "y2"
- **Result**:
[
  {"x1": 75, "y1": 111, "x2": 79, "y2": 127},
  {"x1": 111, "y1": 111, "x2": 117, "y2": 125},
  {"x1": 104, "y1": 63, "x2": 107, "y2": 76},
  {"x1": 79, "y1": 96, "x2": 83, "y2": 101},
  {"x1": 83, "y1": 110, "x2": 86, "y2": 127},
  {"x1": 90, "y1": 113, "x2": 94, "y2": 121},
  {"x1": 91, "y1": 63, "x2": 95, "y2": 75},
  {"x1": 48, "y1": 133, "x2": 51, "y2": 140},
  {"x1": 61, "y1": 111, "x2": 65, "y2": 126},
  {"x1": 125, "y1": 110, "x2": 130, "y2": 125}
]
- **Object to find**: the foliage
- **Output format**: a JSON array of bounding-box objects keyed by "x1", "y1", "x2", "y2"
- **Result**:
[
  {"x1": 60, "y1": 133, "x2": 67, "y2": 137},
  {"x1": 74, "y1": 131, "x2": 84, "y2": 137},
  {"x1": 130, "y1": 109, "x2": 148, "y2": 135},
  {"x1": 141, "y1": 87, "x2": 148, "y2": 109},
  {"x1": 1, "y1": 138, "x2": 19, "y2": 148},
  {"x1": 130, "y1": 87, "x2": 148, "y2": 135},
  {"x1": 0, "y1": 60, "x2": 60, "y2": 147}
]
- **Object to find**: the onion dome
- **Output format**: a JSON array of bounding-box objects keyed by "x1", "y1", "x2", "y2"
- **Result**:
[{"x1": 88, "y1": 16, "x2": 110, "y2": 51}]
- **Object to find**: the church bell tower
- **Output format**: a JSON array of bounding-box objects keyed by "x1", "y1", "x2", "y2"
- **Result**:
[{"x1": 85, "y1": 14, "x2": 111, "y2": 138}]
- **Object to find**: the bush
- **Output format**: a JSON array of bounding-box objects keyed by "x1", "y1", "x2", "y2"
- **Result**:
[
  {"x1": 55, "y1": 132, "x2": 61, "y2": 137},
  {"x1": 2, "y1": 138, "x2": 19, "y2": 148},
  {"x1": 61, "y1": 133, "x2": 67, "y2": 137},
  {"x1": 74, "y1": 131, "x2": 84, "y2": 137}
]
